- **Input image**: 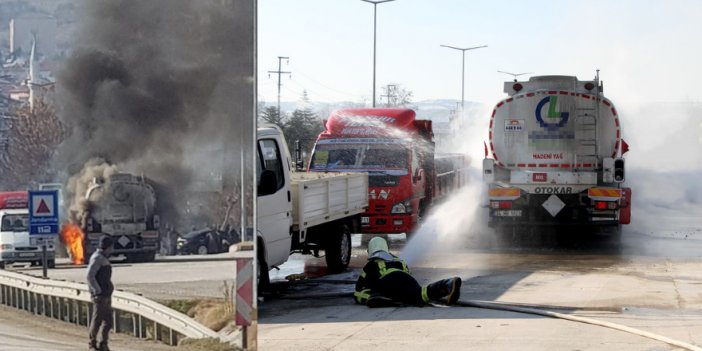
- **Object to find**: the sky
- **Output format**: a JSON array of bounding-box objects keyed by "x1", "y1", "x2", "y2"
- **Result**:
[
  {"x1": 259, "y1": 0, "x2": 702, "y2": 107},
  {"x1": 260, "y1": 0, "x2": 702, "y2": 177}
]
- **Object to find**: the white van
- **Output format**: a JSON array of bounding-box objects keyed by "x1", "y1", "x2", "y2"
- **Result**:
[{"x1": 0, "y1": 191, "x2": 55, "y2": 269}]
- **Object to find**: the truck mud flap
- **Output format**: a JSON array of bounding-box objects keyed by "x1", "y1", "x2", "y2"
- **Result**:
[{"x1": 619, "y1": 187, "x2": 632, "y2": 224}]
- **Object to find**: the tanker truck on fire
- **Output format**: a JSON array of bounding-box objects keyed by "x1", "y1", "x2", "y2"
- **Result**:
[
  {"x1": 82, "y1": 173, "x2": 160, "y2": 262},
  {"x1": 483, "y1": 75, "x2": 631, "y2": 232}
]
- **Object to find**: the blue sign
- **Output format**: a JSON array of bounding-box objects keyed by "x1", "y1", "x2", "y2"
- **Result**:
[
  {"x1": 535, "y1": 96, "x2": 569, "y2": 131},
  {"x1": 28, "y1": 190, "x2": 59, "y2": 235}
]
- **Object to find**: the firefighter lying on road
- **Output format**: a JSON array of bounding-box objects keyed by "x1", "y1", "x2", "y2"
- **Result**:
[{"x1": 354, "y1": 237, "x2": 462, "y2": 307}]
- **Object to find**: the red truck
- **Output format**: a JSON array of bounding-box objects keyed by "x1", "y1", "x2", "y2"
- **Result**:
[{"x1": 308, "y1": 108, "x2": 469, "y2": 234}]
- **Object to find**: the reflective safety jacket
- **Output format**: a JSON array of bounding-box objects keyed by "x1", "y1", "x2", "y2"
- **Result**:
[{"x1": 354, "y1": 254, "x2": 410, "y2": 304}]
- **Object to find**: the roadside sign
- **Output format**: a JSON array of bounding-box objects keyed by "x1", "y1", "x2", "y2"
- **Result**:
[
  {"x1": 235, "y1": 256, "x2": 253, "y2": 326},
  {"x1": 28, "y1": 190, "x2": 59, "y2": 235}
]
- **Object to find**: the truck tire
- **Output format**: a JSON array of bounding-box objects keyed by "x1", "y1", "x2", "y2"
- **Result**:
[
  {"x1": 325, "y1": 223, "x2": 352, "y2": 273},
  {"x1": 257, "y1": 239, "x2": 270, "y2": 292},
  {"x1": 596, "y1": 225, "x2": 622, "y2": 244},
  {"x1": 143, "y1": 252, "x2": 156, "y2": 262},
  {"x1": 0, "y1": 261, "x2": 5, "y2": 269},
  {"x1": 47, "y1": 259, "x2": 56, "y2": 269}
]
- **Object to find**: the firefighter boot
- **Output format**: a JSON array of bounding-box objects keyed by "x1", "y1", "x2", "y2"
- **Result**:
[
  {"x1": 427, "y1": 277, "x2": 462, "y2": 305},
  {"x1": 88, "y1": 342, "x2": 99, "y2": 351},
  {"x1": 366, "y1": 294, "x2": 399, "y2": 308},
  {"x1": 98, "y1": 342, "x2": 110, "y2": 351}
]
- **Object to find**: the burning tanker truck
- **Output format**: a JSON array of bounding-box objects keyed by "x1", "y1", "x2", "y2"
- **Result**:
[
  {"x1": 79, "y1": 173, "x2": 160, "y2": 262},
  {"x1": 483, "y1": 74, "x2": 632, "y2": 233}
]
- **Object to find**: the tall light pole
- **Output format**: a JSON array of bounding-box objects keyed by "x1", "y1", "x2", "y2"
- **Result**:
[
  {"x1": 440, "y1": 44, "x2": 487, "y2": 109},
  {"x1": 361, "y1": 0, "x2": 396, "y2": 107}
]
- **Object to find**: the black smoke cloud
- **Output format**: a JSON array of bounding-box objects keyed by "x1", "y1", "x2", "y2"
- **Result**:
[{"x1": 55, "y1": 0, "x2": 254, "y2": 229}]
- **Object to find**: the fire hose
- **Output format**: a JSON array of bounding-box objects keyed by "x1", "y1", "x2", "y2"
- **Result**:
[{"x1": 274, "y1": 289, "x2": 702, "y2": 351}]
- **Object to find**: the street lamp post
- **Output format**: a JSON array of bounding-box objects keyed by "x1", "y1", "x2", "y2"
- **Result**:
[
  {"x1": 361, "y1": 0, "x2": 396, "y2": 107},
  {"x1": 440, "y1": 44, "x2": 487, "y2": 109}
]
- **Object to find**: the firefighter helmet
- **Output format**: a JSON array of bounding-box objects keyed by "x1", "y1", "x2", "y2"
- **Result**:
[{"x1": 367, "y1": 237, "x2": 389, "y2": 256}]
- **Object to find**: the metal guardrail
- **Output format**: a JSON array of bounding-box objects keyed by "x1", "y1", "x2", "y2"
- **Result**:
[{"x1": 0, "y1": 269, "x2": 219, "y2": 346}]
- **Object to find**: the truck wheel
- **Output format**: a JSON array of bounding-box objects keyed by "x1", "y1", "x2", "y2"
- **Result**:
[
  {"x1": 257, "y1": 239, "x2": 270, "y2": 292},
  {"x1": 143, "y1": 252, "x2": 156, "y2": 262},
  {"x1": 596, "y1": 225, "x2": 622, "y2": 244},
  {"x1": 325, "y1": 223, "x2": 351, "y2": 273},
  {"x1": 47, "y1": 259, "x2": 56, "y2": 269},
  {"x1": 0, "y1": 261, "x2": 5, "y2": 269}
]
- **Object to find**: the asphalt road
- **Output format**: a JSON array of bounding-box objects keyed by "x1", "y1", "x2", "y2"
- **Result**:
[
  {"x1": 259, "y1": 215, "x2": 702, "y2": 350},
  {"x1": 1, "y1": 215, "x2": 700, "y2": 350},
  {"x1": 0, "y1": 304, "x2": 205, "y2": 351},
  {"x1": 11, "y1": 252, "x2": 240, "y2": 301}
]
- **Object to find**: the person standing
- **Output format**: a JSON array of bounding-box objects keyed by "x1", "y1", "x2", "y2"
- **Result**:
[{"x1": 86, "y1": 235, "x2": 114, "y2": 351}]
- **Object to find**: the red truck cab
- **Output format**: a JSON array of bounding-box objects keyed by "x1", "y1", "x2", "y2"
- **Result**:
[{"x1": 308, "y1": 108, "x2": 436, "y2": 234}]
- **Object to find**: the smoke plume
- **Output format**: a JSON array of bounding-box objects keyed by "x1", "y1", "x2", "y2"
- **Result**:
[{"x1": 54, "y1": 0, "x2": 254, "y2": 229}]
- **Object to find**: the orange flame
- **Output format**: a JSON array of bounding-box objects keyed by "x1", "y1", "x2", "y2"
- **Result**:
[{"x1": 61, "y1": 224, "x2": 85, "y2": 265}]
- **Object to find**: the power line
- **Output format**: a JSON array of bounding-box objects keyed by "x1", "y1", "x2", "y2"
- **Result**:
[{"x1": 287, "y1": 64, "x2": 362, "y2": 98}]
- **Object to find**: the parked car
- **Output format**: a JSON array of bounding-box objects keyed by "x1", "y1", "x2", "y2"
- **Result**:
[{"x1": 177, "y1": 227, "x2": 234, "y2": 255}]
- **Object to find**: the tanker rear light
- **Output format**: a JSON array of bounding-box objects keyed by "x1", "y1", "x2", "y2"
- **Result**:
[
  {"x1": 584, "y1": 82, "x2": 595, "y2": 91},
  {"x1": 490, "y1": 201, "x2": 513, "y2": 209},
  {"x1": 512, "y1": 83, "x2": 523, "y2": 92},
  {"x1": 594, "y1": 201, "x2": 618, "y2": 210}
]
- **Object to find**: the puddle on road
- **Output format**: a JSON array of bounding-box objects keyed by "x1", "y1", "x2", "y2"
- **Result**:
[{"x1": 269, "y1": 234, "x2": 406, "y2": 282}]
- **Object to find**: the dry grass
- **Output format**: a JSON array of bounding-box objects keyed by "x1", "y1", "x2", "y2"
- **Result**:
[
  {"x1": 179, "y1": 337, "x2": 242, "y2": 351},
  {"x1": 164, "y1": 281, "x2": 235, "y2": 332}
]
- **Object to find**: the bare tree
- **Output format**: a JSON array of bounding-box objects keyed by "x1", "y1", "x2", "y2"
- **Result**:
[
  {"x1": 380, "y1": 83, "x2": 413, "y2": 107},
  {"x1": 0, "y1": 94, "x2": 65, "y2": 189}
]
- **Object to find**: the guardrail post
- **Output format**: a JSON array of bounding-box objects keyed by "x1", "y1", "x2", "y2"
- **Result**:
[
  {"x1": 68, "y1": 300, "x2": 76, "y2": 323},
  {"x1": 131, "y1": 314, "x2": 137, "y2": 337},
  {"x1": 59, "y1": 298, "x2": 64, "y2": 321},
  {"x1": 31, "y1": 292, "x2": 36, "y2": 314},
  {"x1": 86, "y1": 301, "x2": 92, "y2": 328},
  {"x1": 155, "y1": 322, "x2": 162, "y2": 341},
  {"x1": 112, "y1": 310, "x2": 119, "y2": 333},
  {"x1": 168, "y1": 328, "x2": 177, "y2": 346},
  {"x1": 50, "y1": 296, "x2": 55, "y2": 319},
  {"x1": 138, "y1": 315, "x2": 145, "y2": 338}
]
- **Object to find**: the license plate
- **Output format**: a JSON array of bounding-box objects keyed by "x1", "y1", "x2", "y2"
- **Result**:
[
  {"x1": 19, "y1": 253, "x2": 35, "y2": 257},
  {"x1": 494, "y1": 210, "x2": 522, "y2": 217},
  {"x1": 361, "y1": 217, "x2": 370, "y2": 225}
]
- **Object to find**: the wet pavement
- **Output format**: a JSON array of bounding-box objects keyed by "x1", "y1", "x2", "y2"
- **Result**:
[{"x1": 259, "y1": 215, "x2": 702, "y2": 350}]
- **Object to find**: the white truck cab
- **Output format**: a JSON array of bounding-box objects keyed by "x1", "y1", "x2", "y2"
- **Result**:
[
  {"x1": 257, "y1": 125, "x2": 368, "y2": 289},
  {"x1": 0, "y1": 192, "x2": 55, "y2": 269}
]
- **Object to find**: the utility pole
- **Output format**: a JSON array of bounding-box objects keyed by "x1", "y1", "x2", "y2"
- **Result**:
[
  {"x1": 361, "y1": 0, "x2": 396, "y2": 107},
  {"x1": 268, "y1": 56, "x2": 291, "y2": 117},
  {"x1": 440, "y1": 44, "x2": 487, "y2": 109},
  {"x1": 380, "y1": 84, "x2": 396, "y2": 106}
]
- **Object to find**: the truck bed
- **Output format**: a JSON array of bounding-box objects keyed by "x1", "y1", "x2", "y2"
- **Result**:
[{"x1": 290, "y1": 172, "x2": 368, "y2": 232}]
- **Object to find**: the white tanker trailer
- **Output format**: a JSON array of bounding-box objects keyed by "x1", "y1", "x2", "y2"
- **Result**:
[{"x1": 483, "y1": 74, "x2": 631, "y2": 232}]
